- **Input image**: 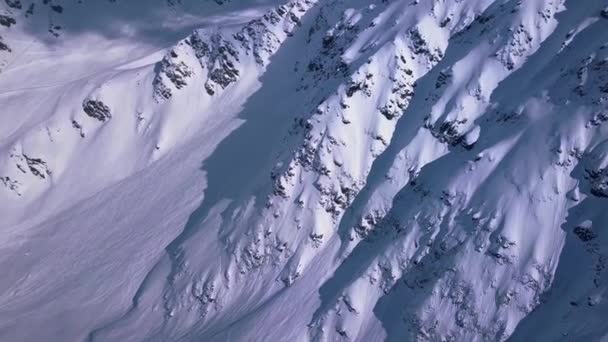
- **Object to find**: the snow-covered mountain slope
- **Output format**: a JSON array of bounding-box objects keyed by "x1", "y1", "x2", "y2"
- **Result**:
[{"x1": 1, "y1": 0, "x2": 608, "y2": 341}]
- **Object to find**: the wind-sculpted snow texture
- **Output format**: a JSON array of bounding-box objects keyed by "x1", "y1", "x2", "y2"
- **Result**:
[{"x1": 1, "y1": 0, "x2": 608, "y2": 341}]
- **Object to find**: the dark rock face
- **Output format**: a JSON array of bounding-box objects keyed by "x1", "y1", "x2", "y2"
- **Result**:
[
  {"x1": 50, "y1": 4, "x2": 63, "y2": 13},
  {"x1": 0, "y1": 14, "x2": 16, "y2": 28},
  {"x1": 573, "y1": 225, "x2": 597, "y2": 242},
  {"x1": 0, "y1": 35, "x2": 10, "y2": 52},
  {"x1": 153, "y1": 0, "x2": 311, "y2": 100},
  {"x1": 153, "y1": 31, "x2": 241, "y2": 99},
  {"x1": 23, "y1": 154, "x2": 50, "y2": 179},
  {"x1": 25, "y1": 3, "x2": 34, "y2": 17},
  {"x1": 160, "y1": 51, "x2": 194, "y2": 90},
  {"x1": 4, "y1": 0, "x2": 21, "y2": 9},
  {"x1": 83, "y1": 99, "x2": 112, "y2": 122},
  {"x1": 587, "y1": 168, "x2": 608, "y2": 198},
  {"x1": 153, "y1": 77, "x2": 173, "y2": 100},
  {"x1": 199, "y1": 33, "x2": 241, "y2": 93},
  {"x1": 427, "y1": 119, "x2": 469, "y2": 148}
]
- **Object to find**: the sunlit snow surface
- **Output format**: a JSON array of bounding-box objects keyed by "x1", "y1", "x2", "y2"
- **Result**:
[{"x1": 1, "y1": 0, "x2": 608, "y2": 341}]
